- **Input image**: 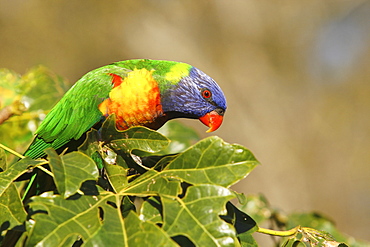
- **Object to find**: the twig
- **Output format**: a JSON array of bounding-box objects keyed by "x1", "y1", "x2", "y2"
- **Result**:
[
  {"x1": 257, "y1": 226, "x2": 299, "y2": 237},
  {"x1": 0, "y1": 143, "x2": 25, "y2": 159},
  {"x1": 0, "y1": 101, "x2": 27, "y2": 124}
]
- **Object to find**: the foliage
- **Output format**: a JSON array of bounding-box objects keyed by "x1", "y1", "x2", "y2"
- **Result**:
[
  {"x1": 1, "y1": 119, "x2": 259, "y2": 246},
  {"x1": 238, "y1": 194, "x2": 368, "y2": 247},
  {"x1": 0, "y1": 67, "x2": 366, "y2": 246},
  {"x1": 0, "y1": 66, "x2": 68, "y2": 157}
]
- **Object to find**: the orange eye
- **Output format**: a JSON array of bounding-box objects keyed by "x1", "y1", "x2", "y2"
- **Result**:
[{"x1": 202, "y1": 89, "x2": 212, "y2": 99}]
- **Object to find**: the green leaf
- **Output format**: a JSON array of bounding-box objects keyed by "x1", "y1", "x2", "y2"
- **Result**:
[
  {"x1": 0, "y1": 68, "x2": 22, "y2": 106},
  {"x1": 101, "y1": 115, "x2": 170, "y2": 155},
  {"x1": 121, "y1": 137, "x2": 258, "y2": 196},
  {"x1": 14, "y1": 230, "x2": 28, "y2": 247},
  {"x1": 163, "y1": 136, "x2": 259, "y2": 187},
  {"x1": 157, "y1": 120, "x2": 200, "y2": 154},
  {"x1": 123, "y1": 170, "x2": 182, "y2": 196},
  {"x1": 46, "y1": 149, "x2": 99, "y2": 198},
  {"x1": 162, "y1": 184, "x2": 238, "y2": 247},
  {"x1": 139, "y1": 196, "x2": 163, "y2": 224},
  {"x1": 0, "y1": 66, "x2": 68, "y2": 154},
  {"x1": 142, "y1": 154, "x2": 177, "y2": 170},
  {"x1": 121, "y1": 196, "x2": 136, "y2": 218},
  {"x1": 110, "y1": 127, "x2": 170, "y2": 154},
  {"x1": 104, "y1": 161, "x2": 128, "y2": 193},
  {"x1": 0, "y1": 183, "x2": 27, "y2": 230},
  {"x1": 286, "y1": 213, "x2": 366, "y2": 247},
  {"x1": 238, "y1": 233, "x2": 258, "y2": 247},
  {"x1": 0, "y1": 157, "x2": 45, "y2": 197},
  {"x1": 223, "y1": 202, "x2": 258, "y2": 247},
  {"x1": 124, "y1": 211, "x2": 177, "y2": 247},
  {"x1": 81, "y1": 198, "x2": 129, "y2": 246},
  {"x1": 281, "y1": 227, "x2": 349, "y2": 247},
  {"x1": 78, "y1": 129, "x2": 101, "y2": 157},
  {"x1": 27, "y1": 193, "x2": 114, "y2": 246},
  {"x1": 20, "y1": 66, "x2": 69, "y2": 112},
  {"x1": 27, "y1": 193, "x2": 177, "y2": 246}
]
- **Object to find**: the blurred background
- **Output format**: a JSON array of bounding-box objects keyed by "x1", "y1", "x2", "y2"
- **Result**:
[{"x1": 1, "y1": 0, "x2": 369, "y2": 242}]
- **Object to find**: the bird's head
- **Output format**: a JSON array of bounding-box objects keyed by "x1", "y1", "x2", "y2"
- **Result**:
[{"x1": 160, "y1": 66, "x2": 227, "y2": 132}]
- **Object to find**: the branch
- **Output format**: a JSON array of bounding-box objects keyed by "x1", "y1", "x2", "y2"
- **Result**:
[
  {"x1": 0, "y1": 143, "x2": 25, "y2": 159},
  {"x1": 257, "y1": 226, "x2": 299, "y2": 237},
  {"x1": 0, "y1": 100, "x2": 27, "y2": 124}
]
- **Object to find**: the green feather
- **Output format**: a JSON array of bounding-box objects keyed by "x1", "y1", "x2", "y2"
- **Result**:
[
  {"x1": 24, "y1": 59, "x2": 192, "y2": 159},
  {"x1": 24, "y1": 65, "x2": 128, "y2": 158}
]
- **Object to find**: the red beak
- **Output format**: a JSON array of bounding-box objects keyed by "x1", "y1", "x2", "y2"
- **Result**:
[{"x1": 199, "y1": 110, "x2": 224, "y2": 132}]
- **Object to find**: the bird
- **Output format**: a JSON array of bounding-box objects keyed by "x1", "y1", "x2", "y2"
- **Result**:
[
  {"x1": 10, "y1": 59, "x2": 227, "y2": 247},
  {"x1": 24, "y1": 59, "x2": 227, "y2": 160}
]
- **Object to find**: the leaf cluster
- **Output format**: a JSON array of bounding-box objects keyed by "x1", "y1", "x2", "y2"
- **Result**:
[
  {"x1": 1, "y1": 118, "x2": 260, "y2": 246},
  {"x1": 0, "y1": 67, "x2": 362, "y2": 247},
  {"x1": 0, "y1": 66, "x2": 68, "y2": 156}
]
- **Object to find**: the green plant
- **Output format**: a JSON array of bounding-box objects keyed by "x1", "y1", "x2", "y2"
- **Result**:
[{"x1": 0, "y1": 67, "x2": 364, "y2": 246}]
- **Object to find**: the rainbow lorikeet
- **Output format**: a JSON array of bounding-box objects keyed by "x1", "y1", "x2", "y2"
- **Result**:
[{"x1": 24, "y1": 59, "x2": 227, "y2": 159}]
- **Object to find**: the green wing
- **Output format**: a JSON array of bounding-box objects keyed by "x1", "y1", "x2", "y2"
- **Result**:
[{"x1": 24, "y1": 64, "x2": 131, "y2": 159}]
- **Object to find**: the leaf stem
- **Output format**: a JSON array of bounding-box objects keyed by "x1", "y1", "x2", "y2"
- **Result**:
[
  {"x1": 3, "y1": 110, "x2": 50, "y2": 122},
  {"x1": 38, "y1": 166, "x2": 54, "y2": 177},
  {"x1": 257, "y1": 226, "x2": 299, "y2": 237},
  {"x1": 0, "y1": 143, "x2": 25, "y2": 159}
]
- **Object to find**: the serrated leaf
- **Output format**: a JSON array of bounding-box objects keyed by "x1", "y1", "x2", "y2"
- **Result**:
[
  {"x1": 0, "y1": 183, "x2": 27, "y2": 230},
  {"x1": 46, "y1": 149, "x2": 99, "y2": 198},
  {"x1": 101, "y1": 115, "x2": 170, "y2": 154},
  {"x1": 81, "y1": 196, "x2": 127, "y2": 246},
  {"x1": 0, "y1": 157, "x2": 45, "y2": 197},
  {"x1": 27, "y1": 193, "x2": 113, "y2": 246},
  {"x1": 162, "y1": 184, "x2": 238, "y2": 247},
  {"x1": 124, "y1": 211, "x2": 177, "y2": 247},
  {"x1": 110, "y1": 127, "x2": 170, "y2": 154},
  {"x1": 123, "y1": 170, "x2": 182, "y2": 196},
  {"x1": 124, "y1": 137, "x2": 258, "y2": 196},
  {"x1": 27, "y1": 193, "x2": 176, "y2": 247},
  {"x1": 163, "y1": 136, "x2": 259, "y2": 187}
]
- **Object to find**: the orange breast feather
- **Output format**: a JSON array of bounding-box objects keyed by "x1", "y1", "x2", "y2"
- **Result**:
[{"x1": 98, "y1": 68, "x2": 163, "y2": 130}]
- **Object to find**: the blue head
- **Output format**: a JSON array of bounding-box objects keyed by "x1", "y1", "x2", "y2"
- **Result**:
[{"x1": 161, "y1": 66, "x2": 227, "y2": 132}]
